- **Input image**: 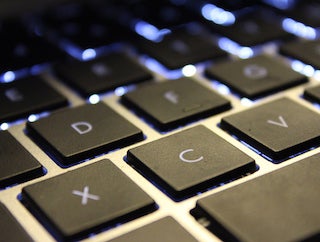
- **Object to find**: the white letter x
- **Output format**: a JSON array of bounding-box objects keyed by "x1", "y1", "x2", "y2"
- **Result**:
[{"x1": 72, "y1": 186, "x2": 100, "y2": 205}]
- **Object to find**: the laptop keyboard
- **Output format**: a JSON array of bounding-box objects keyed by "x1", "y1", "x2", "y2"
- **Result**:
[{"x1": 1, "y1": 0, "x2": 320, "y2": 241}]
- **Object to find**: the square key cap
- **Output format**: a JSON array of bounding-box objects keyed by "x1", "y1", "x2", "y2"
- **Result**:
[
  {"x1": 0, "y1": 131, "x2": 43, "y2": 188},
  {"x1": 22, "y1": 160, "x2": 156, "y2": 241},
  {"x1": 109, "y1": 217, "x2": 197, "y2": 242},
  {"x1": 0, "y1": 76, "x2": 68, "y2": 123},
  {"x1": 280, "y1": 40, "x2": 320, "y2": 70},
  {"x1": 205, "y1": 55, "x2": 307, "y2": 99},
  {"x1": 0, "y1": 202, "x2": 33, "y2": 241},
  {"x1": 127, "y1": 125, "x2": 256, "y2": 199},
  {"x1": 27, "y1": 103, "x2": 143, "y2": 166},
  {"x1": 221, "y1": 98, "x2": 320, "y2": 161},
  {"x1": 137, "y1": 26, "x2": 226, "y2": 69},
  {"x1": 192, "y1": 153, "x2": 320, "y2": 242},
  {"x1": 121, "y1": 78, "x2": 231, "y2": 131},
  {"x1": 55, "y1": 52, "x2": 152, "y2": 97}
]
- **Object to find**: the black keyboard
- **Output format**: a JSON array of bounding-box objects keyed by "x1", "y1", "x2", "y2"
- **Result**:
[{"x1": 1, "y1": 0, "x2": 320, "y2": 241}]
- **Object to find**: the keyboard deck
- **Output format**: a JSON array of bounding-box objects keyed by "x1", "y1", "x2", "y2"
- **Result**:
[{"x1": 1, "y1": 0, "x2": 320, "y2": 241}]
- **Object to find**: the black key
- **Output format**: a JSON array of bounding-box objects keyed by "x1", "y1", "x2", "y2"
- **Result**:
[
  {"x1": 191, "y1": 153, "x2": 320, "y2": 242},
  {"x1": 43, "y1": 5, "x2": 130, "y2": 50},
  {"x1": 137, "y1": 26, "x2": 226, "y2": 69},
  {"x1": 282, "y1": 1, "x2": 320, "y2": 28},
  {"x1": 21, "y1": 160, "x2": 156, "y2": 241},
  {"x1": 304, "y1": 85, "x2": 320, "y2": 103},
  {"x1": 109, "y1": 217, "x2": 198, "y2": 242},
  {"x1": 280, "y1": 40, "x2": 320, "y2": 70},
  {"x1": 55, "y1": 52, "x2": 152, "y2": 97},
  {"x1": 205, "y1": 55, "x2": 307, "y2": 99},
  {"x1": 0, "y1": 131, "x2": 43, "y2": 188},
  {"x1": 208, "y1": 10, "x2": 291, "y2": 46},
  {"x1": 127, "y1": 125, "x2": 256, "y2": 199},
  {"x1": 0, "y1": 76, "x2": 68, "y2": 123},
  {"x1": 121, "y1": 78, "x2": 231, "y2": 131},
  {"x1": 0, "y1": 21, "x2": 65, "y2": 73},
  {"x1": 0, "y1": 202, "x2": 33, "y2": 242},
  {"x1": 27, "y1": 102, "x2": 143, "y2": 166},
  {"x1": 220, "y1": 98, "x2": 320, "y2": 161}
]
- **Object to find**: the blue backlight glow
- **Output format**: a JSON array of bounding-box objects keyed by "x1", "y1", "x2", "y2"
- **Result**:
[
  {"x1": 134, "y1": 21, "x2": 171, "y2": 42},
  {"x1": 88, "y1": 94, "x2": 100, "y2": 104},
  {"x1": 282, "y1": 18, "x2": 317, "y2": 39},
  {"x1": 218, "y1": 37, "x2": 254, "y2": 58},
  {"x1": 0, "y1": 123, "x2": 9, "y2": 130},
  {"x1": 201, "y1": 3, "x2": 235, "y2": 26},
  {"x1": 182, "y1": 64, "x2": 197, "y2": 77},
  {"x1": 82, "y1": 48, "x2": 97, "y2": 61},
  {"x1": 3, "y1": 71, "x2": 16, "y2": 83}
]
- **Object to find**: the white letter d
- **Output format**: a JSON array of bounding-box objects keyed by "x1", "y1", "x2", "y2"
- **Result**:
[{"x1": 71, "y1": 122, "x2": 93, "y2": 135}]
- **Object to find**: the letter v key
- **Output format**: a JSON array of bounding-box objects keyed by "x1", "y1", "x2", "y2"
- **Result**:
[{"x1": 267, "y1": 116, "x2": 288, "y2": 128}]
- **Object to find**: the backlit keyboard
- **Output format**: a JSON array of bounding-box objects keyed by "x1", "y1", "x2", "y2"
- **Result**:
[{"x1": 1, "y1": 0, "x2": 320, "y2": 241}]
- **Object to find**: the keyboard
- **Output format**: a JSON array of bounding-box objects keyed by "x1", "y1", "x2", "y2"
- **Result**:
[{"x1": 1, "y1": 0, "x2": 320, "y2": 241}]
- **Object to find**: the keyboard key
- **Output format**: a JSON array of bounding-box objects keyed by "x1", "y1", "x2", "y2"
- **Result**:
[
  {"x1": 55, "y1": 52, "x2": 152, "y2": 97},
  {"x1": 220, "y1": 98, "x2": 320, "y2": 161},
  {"x1": 280, "y1": 40, "x2": 320, "y2": 70},
  {"x1": 208, "y1": 10, "x2": 291, "y2": 46},
  {"x1": 0, "y1": 76, "x2": 68, "y2": 123},
  {"x1": 0, "y1": 202, "x2": 33, "y2": 241},
  {"x1": 191, "y1": 153, "x2": 320, "y2": 242},
  {"x1": 137, "y1": 26, "x2": 226, "y2": 69},
  {"x1": 0, "y1": 131, "x2": 43, "y2": 188},
  {"x1": 40, "y1": 1, "x2": 132, "y2": 50},
  {"x1": 0, "y1": 21, "x2": 65, "y2": 73},
  {"x1": 127, "y1": 125, "x2": 256, "y2": 199},
  {"x1": 121, "y1": 78, "x2": 231, "y2": 131},
  {"x1": 304, "y1": 85, "x2": 320, "y2": 103},
  {"x1": 27, "y1": 102, "x2": 143, "y2": 166},
  {"x1": 109, "y1": 217, "x2": 198, "y2": 242},
  {"x1": 21, "y1": 160, "x2": 156, "y2": 241},
  {"x1": 205, "y1": 55, "x2": 307, "y2": 99},
  {"x1": 281, "y1": 1, "x2": 320, "y2": 28}
]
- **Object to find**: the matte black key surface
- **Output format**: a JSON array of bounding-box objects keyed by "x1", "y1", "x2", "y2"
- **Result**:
[
  {"x1": 280, "y1": 40, "x2": 320, "y2": 70},
  {"x1": 0, "y1": 202, "x2": 33, "y2": 242},
  {"x1": 0, "y1": 21, "x2": 65, "y2": 73},
  {"x1": 22, "y1": 160, "x2": 156, "y2": 241},
  {"x1": 137, "y1": 27, "x2": 226, "y2": 69},
  {"x1": 282, "y1": 1, "x2": 320, "y2": 28},
  {"x1": 121, "y1": 78, "x2": 231, "y2": 131},
  {"x1": 0, "y1": 77, "x2": 68, "y2": 123},
  {"x1": 205, "y1": 55, "x2": 307, "y2": 99},
  {"x1": 127, "y1": 125, "x2": 255, "y2": 199},
  {"x1": 221, "y1": 98, "x2": 320, "y2": 161},
  {"x1": 304, "y1": 85, "x2": 320, "y2": 103},
  {"x1": 0, "y1": 131, "x2": 43, "y2": 188},
  {"x1": 110, "y1": 217, "x2": 197, "y2": 242},
  {"x1": 27, "y1": 102, "x2": 143, "y2": 165},
  {"x1": 209, "y1": 10, "x2": 291, "y2": 46},
  {"x1": 55, "y1": 52, "x2": 152, "y2": 97},
  {"x1": 192, "y1": 153, "x2": 320, "y2": 242}
]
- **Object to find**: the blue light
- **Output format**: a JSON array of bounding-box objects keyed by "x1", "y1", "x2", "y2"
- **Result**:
[
  {"x1": 88, "y1": 94, "x2": 100, "y2": 104},
  {"x1": 263, "y1": 0, "x2": 295, "y2": 10},
  {"x1": 115, "y1": 86, "x2": 129, "y2": 96},
  {"x1": 0, "y1": 123, "x2": 9, "y2": 130},
  {"x1": 82, "y1": 48, "x2": 97, "y2": 61},
  {"x1": 291, "y1": 59, "x2": 315, "y2": 77},
  {"x1": 182, "y1": 64, "x2": 197, "y2": 77},
  {"x1": 218, "y1": 37, "x2": 254, "y2": 58},
  {"x1": 3, "y1": 71, "x2": 16, "y2": 83},
  {"x1": 282, "y1": 18, "x2": 317, "y2": 39},
  {"x1": 201, "y1": 4, "x2": 235, "y2": 26},
  {"x1": 134, "y1": 21, "x2": 171, "y2": 42}
]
